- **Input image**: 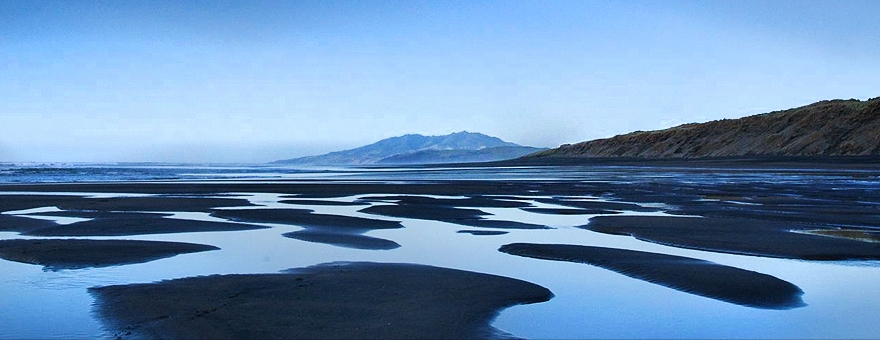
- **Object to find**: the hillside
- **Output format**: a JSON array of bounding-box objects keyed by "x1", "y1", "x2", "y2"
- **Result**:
[
  {"x1": 274, "y1": 132, "x2": 534, "y2": 165},
  {"x1": 529, "y1": 97, "x2": 880, "y2": 159}
]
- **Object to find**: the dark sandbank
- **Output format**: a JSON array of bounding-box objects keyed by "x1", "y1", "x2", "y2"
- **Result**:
[
  {"x1": 211, "y1": 208, "x2": 402, "y2": 230},
  {"x1": 0, "y1": 214, "x2": 58, "y2": 234},
  {"x1": 458, "y1": 230, "x2": 509, "y2": 236},
  {"x1": 282, "y1": 231, "x2": 400, "y2": 250},
  {"x1": 360, "y1": 204, "x2": 491, "y2": 220},
  {"x1": 584, "y1": 216, "x2": 880, "y2": 260},
  {"x1": 500, "y1": 243, "x2": 804, "y2": 309},
  {"x1": 455, "y1": 219, "x2": 550, "y2": 229},
  {"x1": 23, "y1": 213, "x2": 267, "y2": 237},
  {"x1": 211, "y1": 209, "x2": 402, "y2": 250},
  {"x1": 278, "y1": 199, "x2": 369, "y2": 206},
  {"x1": 25, "y1": 210, "x2": 172, "y2": 219},
  {"x1": 0, "y1": 194, "x2": 84, "y2": 212},
  {"x1": 90, "y1": 262, "x2": 553, "y2": 339},
  {"x1": 520, "y1": 207, "x2": 620, "y2": 215},
  {"x1": 54, "y1": 196, "x2": 256, "y2": 212},
  {"x1": 358, "y1": 195, "x2": 533, "y2": 208},
  {"x1": 668, "y1": 197, "x2": 880, "y2": 228},
  {"x1": 534, "y1": 198, "x2": 660, "y2": 213},
  {"x1": 360, "y1": 204, "x2": 550, "y2": 230},
  {"x1": 0, "y1": 239, "x2": 218, "y2": 270}
]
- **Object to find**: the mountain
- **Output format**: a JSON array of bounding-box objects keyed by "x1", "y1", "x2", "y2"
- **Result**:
[
  {"x1": 377, "y1": 146, "x2": 546, "y2": 165},
  {"x1": 273, "y1": 131, "x2": 539, "y2": 165},
  {"x1": 528, "y1": 97, "x2": 880, "y2": 160}
]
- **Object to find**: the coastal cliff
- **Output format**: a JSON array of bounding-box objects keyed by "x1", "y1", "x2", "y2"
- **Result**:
[{"x1": 529, "y1": 97, "x2": 880, "y2": 159}]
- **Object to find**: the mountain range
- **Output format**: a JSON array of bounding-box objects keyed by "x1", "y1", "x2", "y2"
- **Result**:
[
  {"x1": 528, "y1": 97, "x2": 880, "y2": 160},
  {"x1": 273, "y1": 132, "x2": 544, "y2": 165}
]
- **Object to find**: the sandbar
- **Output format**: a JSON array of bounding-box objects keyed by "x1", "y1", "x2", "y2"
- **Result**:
[
  {"x1": 360, "y1": 205, "x2": 549, "y2": 230},
  {"x1": 500, "y1": 243, "x2": 804, "y2": 309},
  {"x1": 0, "y1": 239, "x2": 218, "y2": 270},
  {"x1": 584, "y1": 215, "x2": 880, "y2": 260},
  {"x1": 211, "y1": 208, "x2": 402, "y2": 250},
  {"x1": 90, "y1": 262, "x2": 553, "y2": 339}
]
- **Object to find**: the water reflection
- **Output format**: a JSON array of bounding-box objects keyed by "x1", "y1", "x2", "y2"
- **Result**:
[{"x1": 0, "y1": 166, "x2": 879, "y2": 338}]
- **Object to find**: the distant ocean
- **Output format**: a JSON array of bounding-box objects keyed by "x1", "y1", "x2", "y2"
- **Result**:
[
  {"x1": 2, "y1": 162, "x2": 878, "y2": 187},
  {"x1": 0, "y1": 163, "x2": 343, "y2": 183}
]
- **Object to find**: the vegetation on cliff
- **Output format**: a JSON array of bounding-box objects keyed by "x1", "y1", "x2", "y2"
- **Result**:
[{"x1": 530, "y1": 97, "x2": 880, "y2": 159}]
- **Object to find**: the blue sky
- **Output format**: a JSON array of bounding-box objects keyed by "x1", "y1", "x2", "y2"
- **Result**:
[{"x1": 2, "y1": 0, "x2": 878, "y2": 162}]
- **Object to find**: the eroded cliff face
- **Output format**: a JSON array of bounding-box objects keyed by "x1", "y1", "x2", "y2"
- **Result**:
[{"x1": 532, "y1": 98, "x2": 880, "y2": 159}]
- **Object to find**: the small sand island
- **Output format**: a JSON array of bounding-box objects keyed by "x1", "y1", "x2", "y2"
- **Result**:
[
  {"x1": 90, "y1": 262, "x2": 553, "y2": 339},
  {"x1": 0, "y1": 239, "x2": 218, "y2": 271}
]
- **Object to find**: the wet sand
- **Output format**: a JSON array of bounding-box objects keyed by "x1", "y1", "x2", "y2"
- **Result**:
[
  {"x1": 210, "y1": 208, "x2": 402, "y2": 230},
  {"x1": 0, "y1": 239, "x2": 218, "y2": 270},
  {"x1": 283, "y1": 231, "x2": 401, "y2": 250},
  {"x1": 90, "y1": 262, "x2": 553, "y2": 339},
  {"x1": 210, "y1": 208, "x2": 402, "y2": 250},
  {"x1": 584, "y1": 216, "x2": 880, "y2": 260},
  {"x1": 26, "y1": 212, "x2": 268, "y2": 237},
  {"x1": 500, "y1": 243, "x2": 804, "y2": 309},
  {"x1": 520, "y1": 207, "x2": 619, "y2": 215},
  {"x1": 279, "y1": 198, "x2": 370, "y2": 206},
  {"x1": 0, "y1": 165, "x2": 878, "y2": 338},
  {"x1": 360, "y1": 205, "x2": 550, "y2": 230},
  {"x1": 358, "y1": 195, "x2": 533, "y2": 208},
  {"x1": 458, "y1": 230, "x2": 509, "y2": 236}
]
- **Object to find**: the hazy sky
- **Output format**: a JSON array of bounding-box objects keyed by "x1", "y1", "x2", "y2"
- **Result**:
[{"x1": 2, "y1": 0, "x2": 879, "y2": 163}]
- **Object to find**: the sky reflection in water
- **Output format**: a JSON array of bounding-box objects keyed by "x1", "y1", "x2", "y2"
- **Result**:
[{"x1": 0, "y1": 165, "x2": 879, "y2": 338}]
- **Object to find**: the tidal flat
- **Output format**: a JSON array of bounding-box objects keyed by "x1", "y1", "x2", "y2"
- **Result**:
[{"x1": 1, "y1": 164, "x2": 879, "y2": 339}]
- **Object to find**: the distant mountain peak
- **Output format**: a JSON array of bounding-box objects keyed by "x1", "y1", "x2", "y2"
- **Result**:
[{"x1": 273, "y1": 132, "x2": 537, "y2": 165}]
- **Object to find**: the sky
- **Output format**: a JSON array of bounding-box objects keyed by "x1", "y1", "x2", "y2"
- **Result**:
[{"x1": 2, "y1": 0, "x2": 879, "y2": 163}]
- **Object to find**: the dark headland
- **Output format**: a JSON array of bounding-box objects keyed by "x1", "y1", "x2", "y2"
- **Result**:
[{"x1": 526, "y1": 97, "x2": 880, "y2": 160}]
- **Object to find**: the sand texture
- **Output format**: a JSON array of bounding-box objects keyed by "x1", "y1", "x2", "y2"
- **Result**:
[
  {"x1": 0, "y1": 239, "x2": 218, "y2": 270},
  {"x1": 90, "y1": 262, "x2": 553, "y2": 339},
  {"x1": 500, "y1": 243, "x2": 804, "y2": 309}
]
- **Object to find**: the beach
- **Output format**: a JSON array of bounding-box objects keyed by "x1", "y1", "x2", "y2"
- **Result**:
[{"x1": 1, "y1": 164, "x2": 879, "y2": 338}]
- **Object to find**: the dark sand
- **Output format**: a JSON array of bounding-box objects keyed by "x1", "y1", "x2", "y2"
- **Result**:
[
  {"x1": 360, "y1": 204, "x2": 492, "y2": 220},
  {"x1": 0, "y1": 195, "x2": 255, "y2": 212},
  {"x1": 90, "y1": 262, "x2": 553, "y2": 339},
  {"x1": 455, "y1": 219, "x2": 550, "y2": 229},
  {"x1": 0, "y1": 214, "x2": 59, "y2": 234},
  {"x1": 0, "y1": 167, "x2": 876, "y2": 337},
  {"x1": 500, "y1": 243, "x2": 804, "y2": 309},
  {"x1": 0, "y1": 239, "x2": 218, "y2": 270},
  {"x1": 533, "y1": 198, "x2": 660, "y2": 213},
  {"x1": 210, "y1": 208, "x2": 402, "y2": 230},
  {"x1": 283, "y1": 231, "x2": 401, "y2": 250},
  {"x1": 458, "y1": 230, "x2": 510, "y2": 236},
  {"x1": 210, "y1": 208, "x2": 402, "y2": 250},
  {"x1": 52, "y1": 196, "x2": 256, "y2": 212},
  {"x1": 279, "y1": 199, "x2": 370, "y2": 206},
  {"x1": 584, "y1": 216, "x2": 880, "y2": 260},
  {"x1": 24, "y1": 213, "x2": 268, "y2": 237},
  {"x1": 0, "y1": 194, "x2": 85, "y2": 212},
  {"x1": 358, "y1": 195, "x2": 533, "y2": 208},
  {"x1": 520, "y1": 207, "x2": 620, "y2": 215},
  {"x1": 360, "y1": 205, "x2": 550, "y2": 230},
  {"x1": 0, "y1": 193, "x2": 266, "y2": 236}
]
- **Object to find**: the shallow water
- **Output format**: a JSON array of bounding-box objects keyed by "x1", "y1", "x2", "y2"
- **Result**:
[{"x1": 1, "y1": 165, "x2": 879, "y2": 339}]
